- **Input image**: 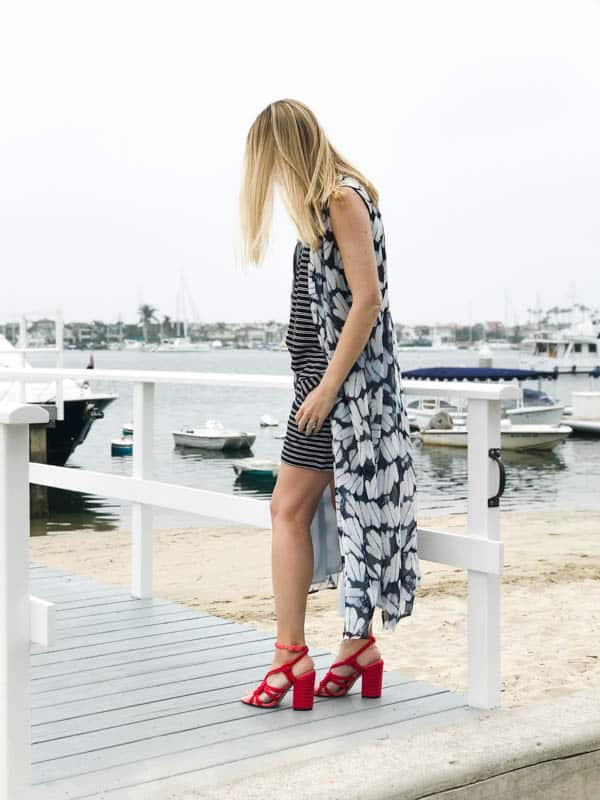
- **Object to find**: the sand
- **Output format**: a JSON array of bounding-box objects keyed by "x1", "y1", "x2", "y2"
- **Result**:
[{"x1": 29, "y1": 511, "x2": 600, "y2": 708}]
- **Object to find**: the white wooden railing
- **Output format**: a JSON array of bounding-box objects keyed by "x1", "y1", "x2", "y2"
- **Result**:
[{"x1": 0, "y1": 367, "x2": 518, "y2": 800}]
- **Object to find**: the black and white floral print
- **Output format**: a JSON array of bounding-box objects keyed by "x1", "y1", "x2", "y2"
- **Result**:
[{"x1": 307, "y1": 174, "x2": 421, "y2": 639}]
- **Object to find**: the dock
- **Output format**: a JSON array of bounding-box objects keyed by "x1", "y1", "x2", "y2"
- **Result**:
[{"x1": 29, "y1": 562, "x2": 481, "y2": 799}]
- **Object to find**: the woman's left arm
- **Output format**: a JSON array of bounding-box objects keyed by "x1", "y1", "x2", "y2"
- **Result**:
[{"x1": 295, "y1": 187, "x2": 381, "y2": 435}]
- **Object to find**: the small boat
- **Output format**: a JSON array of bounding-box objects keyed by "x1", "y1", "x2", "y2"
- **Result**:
[
  {"x1": 122, "y1": 422, "x2": 133, "y2": 436},
  {"x1": 172, "y1": 419, "x2": 256, "y2": 451},
  {"x1": 111, "y1": 437, "x2": 133, "y2": 456},
  {"x1": 260, "y1": 414, "x2": 279, "y2": 427},
  {"x1": 504, "y1": 388, "x2": 565, "y2": 426},
  {"x1": 156, "y1": 337, "x2": 211, "y2": 352},
  {"x1": 416, "y1": 413, "x2": 572, "y2": 452},
  {"x1": 407, "y1": 397, "x2": 467, "y2": 430},
  {"x1": 232, "y1": 458, "x2": 280, "y2": 479},
  {"x1": 564, "y1": 392, "x2": 600, "y2": 437},
  {"x1": 403, "y1": 366, "x2": 565, "y2": 428}
]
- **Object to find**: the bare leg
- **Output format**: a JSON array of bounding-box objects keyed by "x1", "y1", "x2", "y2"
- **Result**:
[{"x1": 241, "y1": 462, "x2": 333, "y2": 703}]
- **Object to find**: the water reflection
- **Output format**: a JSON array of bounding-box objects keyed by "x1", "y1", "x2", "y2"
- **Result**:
[
  {"x1": 45, "y1": 484, "x2": 120, "y2": 534},
  {"x1": 413, "y1": 439, "x2": 569, "y2": 513}
]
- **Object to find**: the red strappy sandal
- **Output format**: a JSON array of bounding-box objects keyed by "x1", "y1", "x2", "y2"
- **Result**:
[
  {"x1": 240, "y1": 642, "x2": 316, "y2": 710},
  {"x1": 315, "y1": 634, "x2": 384, "y2": 698}
]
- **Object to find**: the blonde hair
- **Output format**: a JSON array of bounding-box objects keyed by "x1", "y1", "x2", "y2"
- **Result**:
[{"x1": 238, "y1": 98, "x2": 379, "y2": 266}]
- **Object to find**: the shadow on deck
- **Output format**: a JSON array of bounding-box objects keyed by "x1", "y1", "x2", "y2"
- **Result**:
[{"x1": 29, "y1": 562, "x2": 483, "y2": 799}]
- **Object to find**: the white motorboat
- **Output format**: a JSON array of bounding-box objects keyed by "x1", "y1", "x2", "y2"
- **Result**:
[
  {"x1": 504, "y1": 388, "x2": 565, "y2": 426},
  {"x1": 0, "y1": 333, "x2": 117, "y2": 465},
  {"x1": 505, "y1": 404, "x2": 565, "y2": 426},
  {"x1": 417, "y1": 413, "x2": 572, "y2": 452},
  {"x1": 232, "y1": 458, "x2": 280, "y2": 478},
  {"x1": 519, "y1": 320, "x2": 600, "y2": 373},
  {"x1": 260, "y1": 413, "x2": 279, "y2": 427},
  {"x1": 408, "y1": 389, "x2": 564, "y2": 429},
  {"x1": 156, "y1": 337, "x2": 211, "y2": 352},
  {"x1": 563, "y1": 392, "x2": 600, "y2": 437},
  {"x1": 172, "y1": 419, "x2": 256, "y2": 450},
  {"x1": 403, "y1": 367, "x2": 566, "y2": 428},
  {"x1": 407, "y1": 397, "x2": 467, "y2": 429}
]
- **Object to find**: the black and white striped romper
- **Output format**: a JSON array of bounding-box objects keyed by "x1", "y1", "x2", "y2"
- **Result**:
[{"x1": 281, "y1": 241, "x2": 334, "y2": 472}]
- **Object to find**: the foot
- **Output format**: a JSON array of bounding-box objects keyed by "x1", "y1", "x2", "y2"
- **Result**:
[
  {"x1": 320, "y1": 637, "x2": 382, "y2": 695},
  {"x1": 241, "y1": 647, "x2": 315, "y2": 705}
]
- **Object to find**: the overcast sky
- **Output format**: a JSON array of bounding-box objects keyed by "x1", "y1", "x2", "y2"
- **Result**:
[{"x1": 1, "y1": 0, "x2": 599, "y2": 327}]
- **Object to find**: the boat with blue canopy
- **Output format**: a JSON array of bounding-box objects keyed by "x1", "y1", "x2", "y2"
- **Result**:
[{"x1": 401, "y1": 366, "x2": 558, "y2": 382}]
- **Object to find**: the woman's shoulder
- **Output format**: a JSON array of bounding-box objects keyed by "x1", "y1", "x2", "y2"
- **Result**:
[{"x1": 328, "y1": 174, "x2": 375, "y2": 223}]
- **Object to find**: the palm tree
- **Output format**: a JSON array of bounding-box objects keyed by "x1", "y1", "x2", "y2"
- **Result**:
[
  {"x1": 161, "y1": 314, "x2": 173, "y2": 340},
  {"x1": 138, "y1": 304, "x2": 159, "y2": 344}
]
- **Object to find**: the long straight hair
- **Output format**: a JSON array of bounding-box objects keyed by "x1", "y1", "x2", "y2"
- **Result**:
[{"x1": 238, "y1": 99, "x2": 379, "y2": 267}]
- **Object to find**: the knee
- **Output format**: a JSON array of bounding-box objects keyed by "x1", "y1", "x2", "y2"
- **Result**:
[
  {"x1": 269, "y1": 494, "x2": 310, "y2": 530},
  {"x1": 269, "y1": 493, "x2": 281, "y2": 521}
]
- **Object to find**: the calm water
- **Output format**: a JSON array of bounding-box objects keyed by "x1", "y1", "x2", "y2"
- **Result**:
[{"x1": 27, "y1": 347, "x2": 600, "y2": 534}]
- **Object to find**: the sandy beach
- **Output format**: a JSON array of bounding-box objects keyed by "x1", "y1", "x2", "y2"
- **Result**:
[{"x1": 30, "y1": 510, "x2": 600, "y2": 708}]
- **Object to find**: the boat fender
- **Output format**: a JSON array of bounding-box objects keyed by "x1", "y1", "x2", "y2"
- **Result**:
[{"x1": 429, "y1": 411, "x2": 454, "y2": 430}]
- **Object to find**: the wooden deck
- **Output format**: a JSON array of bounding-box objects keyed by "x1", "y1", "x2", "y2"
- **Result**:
[{"x1": 29, "y1": 562, "x2": 481, "y2": 799}]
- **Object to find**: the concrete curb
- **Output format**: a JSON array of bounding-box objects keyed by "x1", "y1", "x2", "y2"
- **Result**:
[{"x1": 191, "y1": 688, "x2": 600, "y2": 800}]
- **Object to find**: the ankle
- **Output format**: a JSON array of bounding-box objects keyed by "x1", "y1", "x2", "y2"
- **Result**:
[
  {"x1": 273, "y1": 643, "x2": 312, "y2": 664},
  {"x1": 338, "y1": 637, "x2": 381, "y2": 664}
]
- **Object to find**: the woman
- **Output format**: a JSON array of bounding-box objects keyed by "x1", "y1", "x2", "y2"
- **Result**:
[{"x1": 238, "y1": 99, "x2": 420, "y2": 710}]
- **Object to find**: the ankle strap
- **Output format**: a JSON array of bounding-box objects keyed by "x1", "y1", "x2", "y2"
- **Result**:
[
  {"x1": 349, "y1": 634, "x2": 376, "y2": 658},
  {"x1": 275, "y1": 641, "x2": 308, "y2": 653}
]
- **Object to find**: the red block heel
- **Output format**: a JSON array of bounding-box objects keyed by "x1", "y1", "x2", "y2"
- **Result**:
[
  {"x1": 315, "y1": 634, "x2": 384, "y2": 699},
  {"x1": 240, "y1": 642, "x2": 315, "y2": 710},
  {"x1": 292, "y1": 669, "x2": 316, "y2": 710},
  {"x1": 361, "y1": 657, "x2": 384, "y2": 697}
]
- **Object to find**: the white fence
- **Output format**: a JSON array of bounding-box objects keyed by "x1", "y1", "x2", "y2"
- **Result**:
[{"x1": 0, "y1": 367, "x2": 519, "y2": 800}]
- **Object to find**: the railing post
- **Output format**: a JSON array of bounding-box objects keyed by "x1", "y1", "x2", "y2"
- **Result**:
[
  {"x1": 131, "y1": 382, "x2": 154, "y2": 598},
  {"x1": 0, "y1": 403, "x2": 49, "y2": 800},
  {"x1": 55, "y1": 309, "x2": 64, "y2": 422},
  {"x1": 18, "y1": 317, "x2": 27, "y2": 403},
  {"x1": 466, "y1": 397, "x2": 502, "y2": 709}
]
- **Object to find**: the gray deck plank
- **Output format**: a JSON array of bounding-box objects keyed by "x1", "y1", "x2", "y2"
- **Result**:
[
  {"x1": 55, "y1": 599, "x2": 188, "y2": 622},
  {"x1": 33, "y1": 679, "x2": 451, "y2": 763},
  {"x1": 30, "y1": 583, "x2": 132, "y2": 603},
  {"x1": 37, "y1": 589, "x2": 133, "y2": 603},
  {"x1": 32, "y1": 615, "x2": 235, "y2": 656},
  {"x1": 32, "y1": 670, "x2": 413, "y2": 742},
  {"x1": 32, "y1": 647, "x2": 333, "y2": 704},
  {"x1": 32, "y1": 705, "x2": 478, "y2": 800},
  {"x1": 32, "y1": 641, "x2": 330, "y2": 695},
  {"x1": 30, "y1": 651, "x2": 340, "y2": 721},
  {"x1": 31, "y1": 621, "x2": 256, "y2": 662},
  {"x1": 32, "y1": 634, "x2": 286, "y2": 683},
  {"x1": 53, "y1": 608, "x2": 207, "y2": 638},
  {"x1": 30, "y1": 628, "x2": 273, "y2": 670},
  {"x1": 32, "y1": 690, "x2": 467, "y2": 785}
]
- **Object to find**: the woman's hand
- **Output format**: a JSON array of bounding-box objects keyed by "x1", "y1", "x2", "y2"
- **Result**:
[{"x1": 295, "y1": 383, "x2": 338, "y2": 435}]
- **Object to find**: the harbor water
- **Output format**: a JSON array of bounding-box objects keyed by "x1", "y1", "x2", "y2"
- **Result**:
[{"x1": 26, "y1": 347, "x2": 600, "y2": 534}]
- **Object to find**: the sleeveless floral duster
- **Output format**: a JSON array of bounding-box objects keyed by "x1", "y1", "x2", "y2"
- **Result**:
[{"x1": 307, "y1": 174, "x2": 421, "y2": 639}]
